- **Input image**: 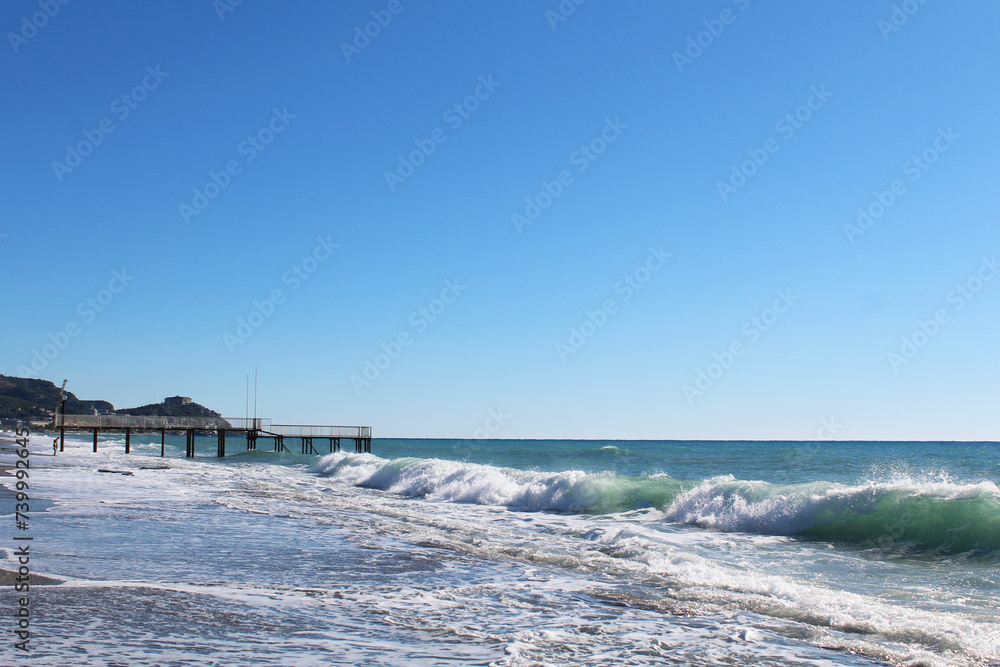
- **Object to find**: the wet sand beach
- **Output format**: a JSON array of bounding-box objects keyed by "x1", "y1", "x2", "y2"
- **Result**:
[{"x1": 1, "y1": 432, "x2": 62, "y2": 586}]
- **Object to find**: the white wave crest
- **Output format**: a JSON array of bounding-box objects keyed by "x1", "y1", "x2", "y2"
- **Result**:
[
  {"x1": 662, "y1": 474, "x2": 1000, "y2": 537},
  {"x1": 312, "y1": 453, "x2": 602, "y2": 512}
]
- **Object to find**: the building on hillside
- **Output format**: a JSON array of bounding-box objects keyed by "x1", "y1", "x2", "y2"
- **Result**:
[{"x1": 165, "y1": 396, "x2": 192, "y2": 406}]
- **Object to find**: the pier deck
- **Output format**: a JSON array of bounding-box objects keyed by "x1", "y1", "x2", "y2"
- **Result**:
[{"x1": 53, "y1": 415, "x2": 372, "y2": 457}]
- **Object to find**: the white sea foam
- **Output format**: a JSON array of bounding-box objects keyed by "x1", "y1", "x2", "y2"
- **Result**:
[
  {"x1": 10, "y1": 435, "x2": 1000, "y2": 666},
  {"x1": 304, "y1": 452, "x2": 1000, "y2": 664},
  {"x1": 312, "y1": 453, "x2": 601, "y2": 512},
  {"x1": 311, "y1": 453, "x2": 1000, "y2": 552}
]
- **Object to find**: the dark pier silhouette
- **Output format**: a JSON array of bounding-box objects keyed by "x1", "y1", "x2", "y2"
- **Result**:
[{"x1": 53, "y1": 415, "x2": 372, "y2": 458}]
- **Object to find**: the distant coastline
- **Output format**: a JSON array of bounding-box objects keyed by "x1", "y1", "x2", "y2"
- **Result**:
[{"x1": 0, "y1": 374, "x2": 222, "y2": 423}]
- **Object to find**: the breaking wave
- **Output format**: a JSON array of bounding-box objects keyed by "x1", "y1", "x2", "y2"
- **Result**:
[{"x1": 311, "y1": 453, "x2": 1000, "y2": 556}]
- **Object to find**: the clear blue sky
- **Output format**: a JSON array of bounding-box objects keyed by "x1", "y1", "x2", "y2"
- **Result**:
[{"x1": 3, "y1": 1, "x2": 999, "y2": 440}]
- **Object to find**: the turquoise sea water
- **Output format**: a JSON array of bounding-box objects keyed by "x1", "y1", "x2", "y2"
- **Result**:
[
  {"x1": 364, "y1": 438, "x2": 1000, "y2": 556},
  {"x1": 5, "y1": 434, "x2": 1000, "y2": 665}
]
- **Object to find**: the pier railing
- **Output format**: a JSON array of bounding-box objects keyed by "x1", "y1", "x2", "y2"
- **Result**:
[
  {"x1": 263, "y1": 424, "x2": 371, "y2": 438},
  {"x1": 220, "y1": 417, "x2": 272, "y2": 431},
  {"x1": 53, "y1": 414, "x2": 372, "y2": 457},
  {"x1": 53, "y1": 415, "x2": 367, "y2": 437},
  {"x1": 55, "y1": 414, "x2": 232, "y2": 430}
]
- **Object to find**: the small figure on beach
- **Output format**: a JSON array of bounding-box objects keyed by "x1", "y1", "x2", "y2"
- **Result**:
[{"x1": 53, "y1": 438, "x2": 59, "y2": 456}]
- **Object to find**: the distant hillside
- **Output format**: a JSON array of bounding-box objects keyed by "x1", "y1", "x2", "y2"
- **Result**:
[
  {"x1": 0, "y1": 394, "x2": 50, "y2": 420},
  {"x1": 0, "y1": 375, "x2": 113, "y2": 420},
  {"x1": 117, "y1": 402, "x2": 223, "y2": 419},
  {"x1": 0, "y1": 375, "x2": 224, "y2": 423}
]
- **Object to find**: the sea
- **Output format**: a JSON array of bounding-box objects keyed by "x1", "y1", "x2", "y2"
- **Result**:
[{"x1": 3, "y1": 433, "x2": 999, "y2": 666}]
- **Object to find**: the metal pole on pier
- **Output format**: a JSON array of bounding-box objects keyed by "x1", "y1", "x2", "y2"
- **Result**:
[{"x1": 57, "y1": 380, "x2": 67, "y2": 452}]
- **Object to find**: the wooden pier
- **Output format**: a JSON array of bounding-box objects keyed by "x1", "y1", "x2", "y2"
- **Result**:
[{"x1": 53, "y1": 415, "x2": 372, "y2": 458}]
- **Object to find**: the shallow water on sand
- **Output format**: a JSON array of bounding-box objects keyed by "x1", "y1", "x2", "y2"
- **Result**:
[{"x1": 3, "y1": 434, "x2": 998, "y2": 665}]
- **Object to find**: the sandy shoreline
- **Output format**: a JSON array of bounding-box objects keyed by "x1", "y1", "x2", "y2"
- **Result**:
[
  {"x1": 0, "y1": 431, "x2": 63, "y2": 586},
  {"x1": 0, "y1": 569, "x2": 62, "y2": 586},
  {"x1": 0, "y1": 431, "x2": 31, "y2": 452}
]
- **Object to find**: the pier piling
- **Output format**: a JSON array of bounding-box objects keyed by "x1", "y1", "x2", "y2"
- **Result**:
[{"x1": 54, "y1": 415, "x2": 370, "y2": 460}]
